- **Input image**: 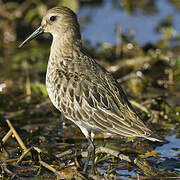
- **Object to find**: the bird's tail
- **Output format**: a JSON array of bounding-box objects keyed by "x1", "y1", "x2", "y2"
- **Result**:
[{"x1": 146, "y1": 134, "x2": 164, "y2": 142}]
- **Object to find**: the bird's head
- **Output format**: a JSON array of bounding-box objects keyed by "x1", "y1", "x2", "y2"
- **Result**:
[{"x1": 19, "y1": 6, "x2": 81, "y2": 48}]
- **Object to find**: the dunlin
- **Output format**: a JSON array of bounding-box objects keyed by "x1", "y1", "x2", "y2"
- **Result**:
[{"x1": 19, "y1": 6, "x2": 161, "y2": 173}]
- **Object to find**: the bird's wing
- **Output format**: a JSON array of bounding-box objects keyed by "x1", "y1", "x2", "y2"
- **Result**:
[
  {"x1": 61, "y1": 58, "x2": 153, "y2": 139},
  {"x1": 79, "y1": 75, "x2": 152, "y2": 138}
]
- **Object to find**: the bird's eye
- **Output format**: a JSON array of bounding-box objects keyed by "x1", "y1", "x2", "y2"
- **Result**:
[{"x1": 50, "y1": 16, "x2": 56, "y2": 22}]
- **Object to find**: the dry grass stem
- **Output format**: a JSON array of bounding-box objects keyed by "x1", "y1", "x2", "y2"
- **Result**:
[
  {"x1": 2, "y1": 129, "x2": 13, "y2": 144},
  {"x1": 130, "y1": 100, "x2": 149, "y2": 114},
  {"x1": 6, "y1": 119, "x2": 27, "y2": 151}
]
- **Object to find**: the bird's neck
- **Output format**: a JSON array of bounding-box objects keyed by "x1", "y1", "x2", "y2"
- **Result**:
[{"x1": 50, "y1": 34, "x2": 82, "y2": 60}]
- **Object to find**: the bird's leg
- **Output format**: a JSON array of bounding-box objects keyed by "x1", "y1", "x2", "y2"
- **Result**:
[
  {"x1": 83, "y1": 137, "x2": 95, "y2": 174},
  {"x1": 90, "y1": 139, "x2": 95, "y2": 174},
  {"x1": 83, "y1": 142, "x2": 91, "y2": 173}
]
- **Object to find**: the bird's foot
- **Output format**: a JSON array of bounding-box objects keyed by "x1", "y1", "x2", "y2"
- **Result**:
[
  {"x1": 83, "y1": 159, "x2": 89, "y2": 173},
  {"x1": 90, "y1": 165, "x2": 95, "y2": 175},
  {"x1": 82, "y1": 142, "x2": 95, "y2": 174}
]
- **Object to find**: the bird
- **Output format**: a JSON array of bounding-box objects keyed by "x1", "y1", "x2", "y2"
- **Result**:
[{"x1": 19, "y1": 6, "x2": 162, "y2": 174}]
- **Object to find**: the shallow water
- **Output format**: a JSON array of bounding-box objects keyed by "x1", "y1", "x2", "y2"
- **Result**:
[{"x1": 156, "y1": 135, "x2": 180, "y2": 159}]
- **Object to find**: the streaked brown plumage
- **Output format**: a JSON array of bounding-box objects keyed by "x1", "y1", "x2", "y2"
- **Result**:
[{"x1": 19, "y1": 6, "x2": 161, "y2": 173}]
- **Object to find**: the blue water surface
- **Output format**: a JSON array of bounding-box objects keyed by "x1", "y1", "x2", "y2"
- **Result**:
[{"x1": 78, "y1": 0, "x2": 180, "y2": 45}]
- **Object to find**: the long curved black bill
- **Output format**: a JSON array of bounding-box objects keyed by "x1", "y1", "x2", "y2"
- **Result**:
[{"x1": 18, "y1": 26, "x2": 44, "y2": 48}]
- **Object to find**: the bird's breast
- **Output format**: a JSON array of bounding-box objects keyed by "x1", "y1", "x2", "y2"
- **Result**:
[
  {"x1": 45, "y1": 60, "x2": 65, "y2": 110},
  {"x1": 45, "y1": 60, "x2": 77, "y2": 117}
]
